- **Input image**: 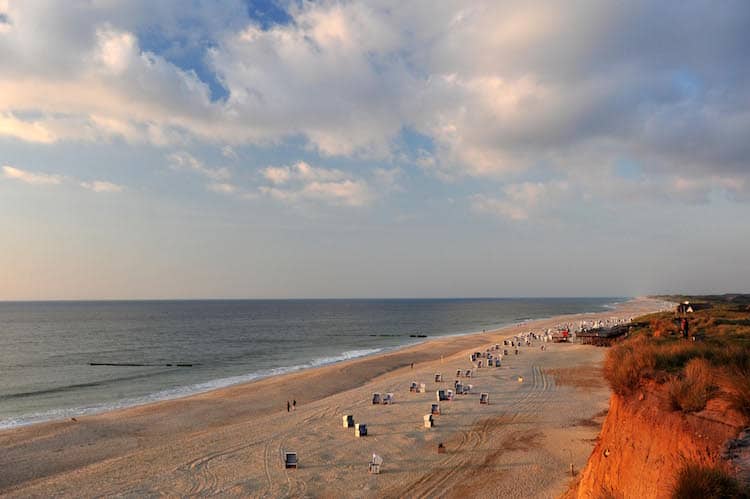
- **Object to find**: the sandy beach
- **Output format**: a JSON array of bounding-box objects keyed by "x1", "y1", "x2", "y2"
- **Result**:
[{"x1": 0, "y1": 298, "x2": 667, "y2": 498}]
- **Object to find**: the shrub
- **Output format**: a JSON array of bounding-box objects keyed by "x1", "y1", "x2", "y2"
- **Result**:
[
  {"x1": 672, "y1": 463, "x2": 747, "y2": 498},
  {"x1": 604, "y1": 338, "x2": 656, "y2": 395},
  {"x1": 651, "y1": 317, "x2": 678, "y2": 338},
  {"x1": 726, "y1": 367, "x2": 750, "y2": 423},
  {"x1": 668, "y1": 358, "x2": 715, "y2": 412}
]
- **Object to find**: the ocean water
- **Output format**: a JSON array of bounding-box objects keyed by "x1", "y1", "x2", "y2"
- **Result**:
[{"x1": 0, "y1": 298, "x2": 622, "y2": 429}]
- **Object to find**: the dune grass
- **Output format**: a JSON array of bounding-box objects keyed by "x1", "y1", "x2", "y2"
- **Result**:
[
  {"x1": 603, "y1": 296, "x2": 750, "y2": 420},
  {"x1": 672, "y1": 463, "x2": 748, "y2": 499}
]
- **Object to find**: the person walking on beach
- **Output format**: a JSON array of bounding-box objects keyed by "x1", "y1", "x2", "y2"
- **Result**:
[
  {"x1": 292, "y1": 399, "x2": 296, "y2": 411},
  {"x1": 287, "y1": 400, "x2": 290, "y2": 412}
]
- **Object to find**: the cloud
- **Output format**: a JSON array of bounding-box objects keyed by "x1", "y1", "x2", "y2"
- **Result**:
[
  {"x1": 2, "y1": 165, "x2": 62, "y2": 185},
  {"x1": 373, "y1": 167, "x2": 404, "y2": 192},
  {"x1": 207, "y1": 182, "x2": 237, "y2": 194},
  {"x1": 167, "y1": 151, "x2": 230, "y2": 181},
  {"x1": 80, "y1": 180, "x2": 124, "y2": 193},
  {"x1": 259, "y1": 161, "x2": 373, "y2": 207},
  {"x1": 2, "y1": 165, "x2": 125, "y2": 194},
  {"x1": 0, "y1": 1, "x2": 748, "y2": 202},
  {"x1": 471, "y1": 181, "x2": 569, "y2": 220},
  {"x1": 0, "y1": 113, "x2": 58, "y2": 143}
]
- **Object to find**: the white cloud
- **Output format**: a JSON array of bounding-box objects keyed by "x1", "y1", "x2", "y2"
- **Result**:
[
  {"x1": 207, "y1": 182, "x2": 237, "y2": 194},
  {"x1": 0, "y1": 113, "x2": 58, "y2": 143},
  {"x1": 373, "y1": 167, "x2": 404, "y2": 192},
  {"x1": 260, "y1": 161, "x2": 373, "y2": 207},
  {"x1": 2, "y1": 165, "x2": 62, "y2": 185},
  {"x1": 167, "y1": 151, "x2": 230, "y2": 181},
  {"x1": 0, "y1": 0, "x2": 748, "y2": 203},
  {"x1": 80, "y1": 180, "x2": 124, "y2": 193},
  {"x1": 471, "y1": 181, "x2": 569, "y2": 220}
]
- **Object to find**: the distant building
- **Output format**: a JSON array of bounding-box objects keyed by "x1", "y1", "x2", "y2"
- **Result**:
[{"x1": 676, "y1": 302, "x2": 694, "y2": 314}]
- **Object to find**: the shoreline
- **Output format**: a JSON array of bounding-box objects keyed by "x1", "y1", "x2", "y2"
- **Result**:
[
  {"x1": 0, "y1": 298, "x2": 636, "y2": 431},
  {"x1": 0, "y1": 297, "x2": 670, "y2": 497}
]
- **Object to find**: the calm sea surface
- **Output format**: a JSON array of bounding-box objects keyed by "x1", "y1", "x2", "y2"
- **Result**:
[{"x1": 0, "y1": 298, "x2": 622, "y2": 428}]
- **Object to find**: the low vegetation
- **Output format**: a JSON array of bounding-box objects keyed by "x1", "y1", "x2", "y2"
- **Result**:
[
  {"x1": 672, "y1": 463, "x2": 748, "y2": 499},
  {"x1": 603, "y1": 295, "x2": 750, "y2": 420},
  {"x1": 668, "y1": 358, "x2": 714, "y2": 412}
]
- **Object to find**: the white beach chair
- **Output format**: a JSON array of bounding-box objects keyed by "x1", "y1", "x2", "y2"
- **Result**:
[
  {"x1": 384, "y1": 393, "x2": 394, "y2": 404},
  {"x1": 369, "y1": 453, "x2": 383, "y2": 474},
  {"x1": 418, "y1": 383, "x2": 426, "y2": 393},
  {"x1": 424, "y1": 414, "x2": 434, "y2": 428}
]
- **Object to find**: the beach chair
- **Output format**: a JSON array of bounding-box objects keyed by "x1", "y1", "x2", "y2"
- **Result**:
[
  {"x1": 343, "y1": 414, "x2": 354, "y2": 428},
  {"x1": 446, "y1": 389, "x2": 454, "y2": 400},
  {"x1": 410, "y1": 381, "x2": 418, "y2": 392},
  {"x1": 355, "y1": 423, "x2": 367, "y2": 437},
  {"x1": 424, "y1": 414, "x2": 434, "y2": 428},
  {"x1": 418, "y1": 383, "x2": 426, "y2": 393},
  {"x1": 437, "y1": 389, "x2": 447, "y2": 401},
  {"x1": 480, "y1": 392, "x2": 489, "y2": 404},
  {"x1": 455, "y1": 383, "x2": 463, "y2": 395},
  {"x1": 465, "y1": 384, "x2": 472, "y2": 393},
  {"x1": 465, "y1": 369, "x2": 472, "y2": 378},
  {"x1": 431, "y1": 403, "x2": 440, "y2": 415},
  {"x1": 284, "y1": 451, "x2": 298, "y2": 469},
  {"x1": 495, "y1": 359, "x2": 501, "y2": 367},
  {"x1": 503, "y1": 349, "x2": 508, "y2": 356},
  {"x1": 372, "y1": 393, "x2": 381, "y2": 404},
  {"x1": 434, "y1": 373, "x2": 442, "y2": 383},
  {"x1": 456, "y1": 369, "x2": 462, "y2": 377},
  {"x1": 384, "y1": 393, "x2": 394, "y2": 404},
  {"x1": 477, "y1": 360, "x2": 483, "y2": 368},
  {"x1": 518, "y1": 376, "x2": 524, "y2": 383},
  {"x1": 369, "y1": 453, "x2": 383, "y2": 474},
  {"x1": 437, "y1": 442, "x2": 446, "y2": 454}
]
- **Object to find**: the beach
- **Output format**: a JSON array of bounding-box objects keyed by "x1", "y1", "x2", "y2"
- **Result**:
[{"x1": 0, "y1": 297, "x2": 667, "y2": 498}]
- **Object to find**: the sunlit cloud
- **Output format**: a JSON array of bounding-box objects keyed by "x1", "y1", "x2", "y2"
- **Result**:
[
  {"x1": 259, "y1": 161, "x2": 373, "y2": 207},
  {"x1": 167, "y1": 152, "x2": 230, "y2": 181},
  {"x1": 80, "y1": 180, "x2": 124, "y2": 193},
  {"x1": 2, "y1": 165, "x2": 62, "y2": 185}
]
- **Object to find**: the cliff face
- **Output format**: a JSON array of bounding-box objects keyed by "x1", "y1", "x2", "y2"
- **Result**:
[{"x1": 576, "y1": 383, "x2": 743, "y2": 499}]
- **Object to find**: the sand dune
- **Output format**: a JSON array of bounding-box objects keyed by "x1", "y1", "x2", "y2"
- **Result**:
[{"x1": 0, "y1": 298, "x2": 667, "y2": 498}]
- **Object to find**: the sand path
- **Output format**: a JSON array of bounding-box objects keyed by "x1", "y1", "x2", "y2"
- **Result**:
[{"x1": 0, "y1": 298, "x2": 668, "y2": 498}]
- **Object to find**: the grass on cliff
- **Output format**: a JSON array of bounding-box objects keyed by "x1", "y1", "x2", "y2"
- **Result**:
[
  {"x1": 672, "y1": 464, "x2": 749, "y2": 499},
  {"x1": 603, "y1": 295, "x2": 750, "y2": 419}
]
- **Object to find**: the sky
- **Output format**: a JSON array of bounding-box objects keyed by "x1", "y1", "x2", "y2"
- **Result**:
[{"x1": 1, "y1": 0, "x2": 749, "y2": 300}]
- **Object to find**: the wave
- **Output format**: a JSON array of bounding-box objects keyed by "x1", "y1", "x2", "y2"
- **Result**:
[{"x1": 0, "y1": 347, "x2": 383, "y2": 430}]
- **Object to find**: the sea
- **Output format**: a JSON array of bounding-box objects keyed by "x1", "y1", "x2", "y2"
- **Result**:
[{"x1": 0, "y1": 298, "x2": 623, "y2": 429}]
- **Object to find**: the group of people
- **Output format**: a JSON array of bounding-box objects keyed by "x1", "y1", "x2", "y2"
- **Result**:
[{"x1": 286, "y1": 399, "x2": 297, "y2": 412}]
